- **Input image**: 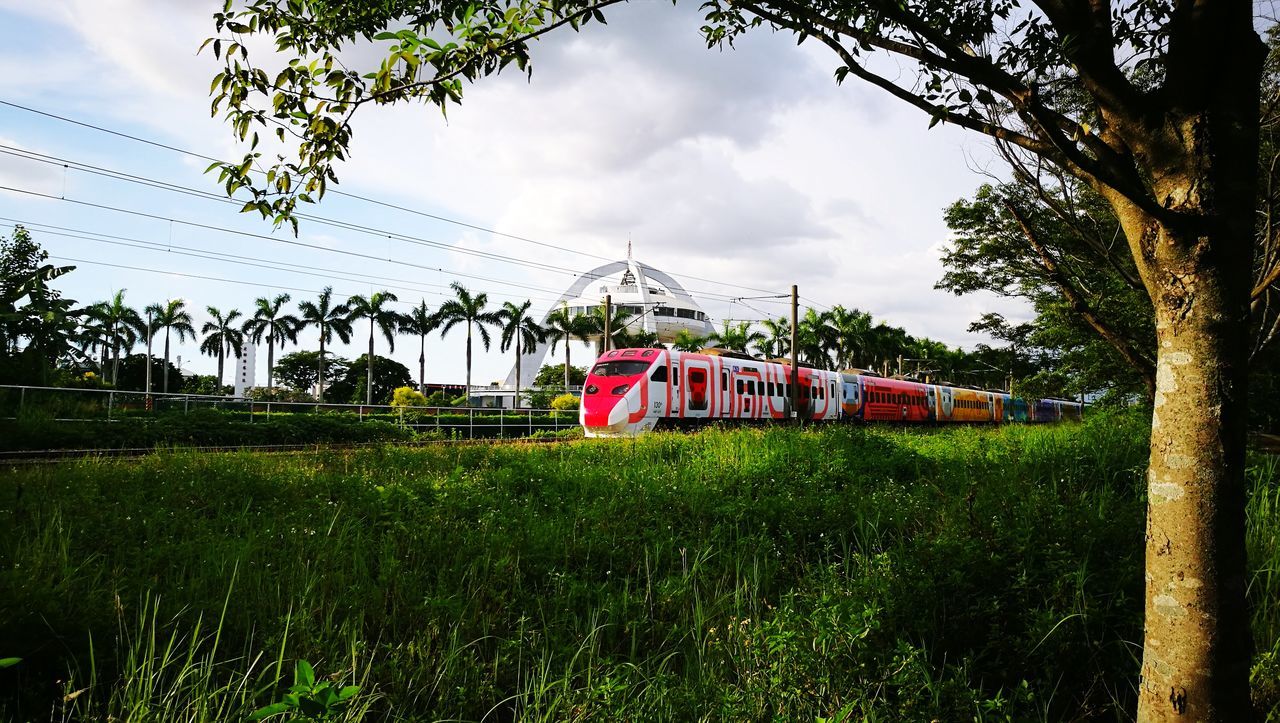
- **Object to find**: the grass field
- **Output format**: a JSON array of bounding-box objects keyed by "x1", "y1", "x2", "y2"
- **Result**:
[{"x1": 1, "y1": 411, "x2": 1277, "y2": 721}]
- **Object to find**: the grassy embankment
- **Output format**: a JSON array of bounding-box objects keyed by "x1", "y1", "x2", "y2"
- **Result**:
[
  {"x1": 1, "y1": 411, "x2": 1277, "y2": 720},
  {"x1": 0, "y1": 408, "x2": 580, "y2": 452}
]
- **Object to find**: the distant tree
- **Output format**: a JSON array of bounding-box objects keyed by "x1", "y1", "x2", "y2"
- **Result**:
[
  {"x1": 242, "y1": 294, "x2": 301, "y2": 396},
  {"x1": 95, "y1": 291, "x2": 145, "y2": 385},
  {"x1": 755, "y1": 317, "x2": 790, "y2": 359},
  {"x1": 533, "y1": 363, "x2": 585, "y2": 389},
  {"x1": 497, "y1": 300, "x2": 545, "y2": 408},
  {"x1": 400, "y1": 300, "x2": 441, "y2": 395},
  {"x1": 113, "y1": 353, "x2": 183, "y2": 394},
  {"x1": 542, "y1": 306, "x2": 596, "y2": 390},
  {"x1": 326, "y1": 354, "x2": 410, "y2": 405},
  {"x1": 705, "y1": 320, "x2": 765, "y2": 355},
  {"x1": 435, "y1": 282, "x2": 501, "y2": 405},
  {"x1": 298, "y1": 287, "x2": 352, "y2": 402},
  {"x1": 200, "y1": 306, "x2": 244, "y2": 393},
  {"x1": 144, "y1": 299, "x2": 196, "y2": 394},
  {"x1": 274, "y1": 350, "x2": 348, "y2": 394},
  {"x1": 827, "y1": 306, "x2": 874, "y2": 370},
  {"x1": 346, "y1": 291, "x2": 403, "y2": 406},
  {"x1": 670, "y1": 328, "x2": 706, "y2": 353}
]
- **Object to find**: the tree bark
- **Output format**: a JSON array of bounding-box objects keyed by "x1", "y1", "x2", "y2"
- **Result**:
[
  {"x1": 366, "y1": 319, "x2": 374, "y2": 406},
  {"x1": 465, "y1": 323, "x2": 472, "y2": 406},
  {"x1": 216, "y1": 347, "x2": 224, "y2": 392},
  {"x1": 419, "y1": 333, "x2": 426, "y2": 396},
  {"x1": 515, "y1": 345, "x2": 522, "y2": 409},
  {"x1": 1134, "y1": 221, "x2": 1253, "y2": 721},
  {"x1": 267, "y1": 333, "x2": 275, "y2": 396},
  {"x1": 318, "y1": 334, "x2": 326, "y2": 402},
  {"x1": 163, "y1": 327, "x2": 171, "y2": 394}
]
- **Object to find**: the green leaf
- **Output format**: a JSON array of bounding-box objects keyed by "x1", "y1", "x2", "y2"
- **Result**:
[
  {"x1": 0, "y1": 658, "x2": 21, "y2": 669},
  {"x1": 373, "y1": 31, "x2": 399, "y2": 41},
  {"x1": 295, "y1": 659, "x2": 315, "y2": 687},
  {"x1": 249, "y1": 702, "x2": 289, "y2": 720}
]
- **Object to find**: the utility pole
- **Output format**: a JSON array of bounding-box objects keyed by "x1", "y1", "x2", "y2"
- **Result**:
[
  {"x1": 603, "y1": 294, "x2": 612, "y2": 353},
  {"x1": 790, "y1": 284, "x2": 800, "y2": 425}
]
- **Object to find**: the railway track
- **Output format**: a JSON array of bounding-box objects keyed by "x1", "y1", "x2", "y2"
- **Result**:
[{"x1": 0, "y1": 435, "x2": 573, "y2": 466}]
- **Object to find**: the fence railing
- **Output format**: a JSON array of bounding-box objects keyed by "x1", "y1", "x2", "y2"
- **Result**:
[{"x1": 0, "y1": 384, "x2": 580, "y2": 440}]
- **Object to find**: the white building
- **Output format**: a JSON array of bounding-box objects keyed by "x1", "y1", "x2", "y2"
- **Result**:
[{"x1": 233, "y1": 344, "x2": 256, "y2": 397}]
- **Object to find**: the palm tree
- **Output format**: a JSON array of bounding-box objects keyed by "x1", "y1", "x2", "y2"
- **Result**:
[
  {"x1": 706, "y1": 320, "x2": 766, "y2": 354},
  {"x1": 670, "y1": 328, "x2": 706, "y2": 353},
  {"x1": 497, "y1": 300, "x2": 546, "y2": 408},
  {"x1": 298, "y1": 287, "x2": 352, "y2": 402},
  {"x1": 99, "y1": 291, "x2": 146, "y2": 384},
  {"x1": 757, "y1": 317, "x2": 790, "y2": 359},
  {"x1": 400, "y1": 300, "x2": 441, "y2": 396},
  {"x1": 242, "y1": 294, "x2": 301, "y2": 396},
  {"x1": 828, "y1": 305, "x2": 874, "y2": 369},
  {"x1": 543, "y1": 305, "x2": 597, "y2": 390},
  {"x1": 435, "y1": 282, "x2": 502, "y2": 406},
  {"x1": 200, "y1": 307, "x2": 244, "y2": 393},
  {"x1": 583, "y1": 304, "x2": 635, "y2": 354},
  {"x1": 797, "y1": 308, "x2": 835, "y2": 369},
  {"x1": 346, "y1": 291, "x2": 403, "y2": 405},
  {"x1": 145, "y1": 299, "x2": 197, "y2": 393}
]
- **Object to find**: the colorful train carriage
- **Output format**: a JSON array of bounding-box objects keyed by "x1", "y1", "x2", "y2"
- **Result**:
[{"x1": 580, "y1": 349, "x2": 1082, "y2": 437}]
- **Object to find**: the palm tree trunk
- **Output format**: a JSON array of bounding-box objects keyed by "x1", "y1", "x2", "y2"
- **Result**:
[
  {"x1": 216, "y1": 347, "x2": 225, "y2": 392},
  {"x1": 366, "y1": 318, "x2": 374, "y2": 406},
  {"x1": 564, "y1": 343, "x2": 571, "y2": 392},
  {"x1": 267, "y1": 334, "x2": 275, "y2": 395},
  {"x1": 465, "y1": 323, "x2": 473, "y2": 405},
  {"x1": 318, "y1": 334, "x2": 326, "y2": 402},
  {"x1": 515, "y1": 346, "x2": 522, "y2": 410},
  {"x1": 419, "y1": 333, "x2": 426, "y2": 396},
  {"x1": 163, "y1": 327, "x2": 171, "y2": 394}
]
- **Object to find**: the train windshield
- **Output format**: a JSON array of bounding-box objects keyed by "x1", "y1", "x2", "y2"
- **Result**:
[{"x1": 590, "y1": 360, "x2": 652, "y2": 377}]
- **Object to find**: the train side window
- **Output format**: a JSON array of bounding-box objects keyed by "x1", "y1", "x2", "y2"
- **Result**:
[
  {"x1": 768, "y1": 382, "x2": 775, "y2": 396},
  {"x1": 651, "y1": 365, "x2": 669, "y2": 382},
  {"x1": 722, "y1": 371, "x2": 728, "y2": 387},
  {"x1": 736, "y1": 379, "x2": 744, "y2": 394}
]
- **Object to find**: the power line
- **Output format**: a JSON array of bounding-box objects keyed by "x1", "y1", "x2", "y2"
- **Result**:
[
  {"x1": 0, "y1": 185, "x2": 574, "y2": 298},
  {"x1": 0, "y1": 145, "x2": 761, "y2": 307},
  {"x1": 0, "y1": 98, "x2": 788, "y2": 298},
  {"x1": 3, "y1": 219, "x2": 565, "y2": 308}
]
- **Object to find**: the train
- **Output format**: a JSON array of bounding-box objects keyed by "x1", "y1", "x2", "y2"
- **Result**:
[{"x1": 579, "y1": 347, "x2": 1082, "y2": 437}]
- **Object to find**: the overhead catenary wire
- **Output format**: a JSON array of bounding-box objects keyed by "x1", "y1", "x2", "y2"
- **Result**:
[
  {"x1": 0, "y1": 147, "x2": 763, "y2": 308},
  {"x1": 0, "y1": 98, "x2": 790, "y2": 298},
  {"x1": 2, "y1": 220, "x2": 565, "y2": 308}
]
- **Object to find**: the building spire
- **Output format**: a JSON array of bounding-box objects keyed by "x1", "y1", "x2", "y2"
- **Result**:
[{"x1": 627, "y1": 236, "x2": 632, "y2": 261}]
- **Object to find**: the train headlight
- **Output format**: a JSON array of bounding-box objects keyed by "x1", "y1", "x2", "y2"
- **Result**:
[
  {"x1": 586, "y1": 384, "x2": 599, "y2": 394},
  {"x1": 611, "y1": 384, "x2": 630, "y2": 395}
]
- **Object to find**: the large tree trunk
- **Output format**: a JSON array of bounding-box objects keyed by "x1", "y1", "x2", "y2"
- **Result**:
[
  {"x1": 1135, "y1": 223, "x2": 1253, "y2": 721},
  {"x1": 1102, "y1": 111, "x2": 1259, "y2": 719}
]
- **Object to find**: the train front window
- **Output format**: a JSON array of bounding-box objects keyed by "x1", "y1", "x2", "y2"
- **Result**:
[{"x1": 591, "y1": 361, "x2": 651, "y2": 377}]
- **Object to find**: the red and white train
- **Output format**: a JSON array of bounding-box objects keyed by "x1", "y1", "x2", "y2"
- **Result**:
[{"x1": 579, "y1": 348, "x2": 1082, "y2": 437}]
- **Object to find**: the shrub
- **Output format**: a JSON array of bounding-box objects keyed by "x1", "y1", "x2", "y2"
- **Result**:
[
  {"x1": 550, "y1": 393, "x2": 580, "y2": 411},
  {"x1": 391, "y1": 386, "x2": 428, "y2": 408}
]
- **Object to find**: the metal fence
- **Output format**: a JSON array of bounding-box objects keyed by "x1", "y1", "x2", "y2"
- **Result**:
[{"x1": 0, "y1": 384, "x2": 580, "y2": 440}]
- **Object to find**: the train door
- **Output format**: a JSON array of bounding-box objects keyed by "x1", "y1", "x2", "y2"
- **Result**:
[
  {"x1": 938, "y1": 386, "x2": 954, "y2": 421},
  {"x1": 925, "y1": 385, "x2": 937, "y2": 421},
  {"x1": 684, "y1": 358, "x2": 711, "y2": 420},
  {"x1": 647, "y1": 359, "x2": 670, "y2": 421},
  {"x1": 719, "y1": 363, "x2": 732, "y2": 418}
]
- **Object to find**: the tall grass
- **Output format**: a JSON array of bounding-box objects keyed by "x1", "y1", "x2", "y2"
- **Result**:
[{"x1": 1, "y1": 410, "x2": 1276, "y2": 720}]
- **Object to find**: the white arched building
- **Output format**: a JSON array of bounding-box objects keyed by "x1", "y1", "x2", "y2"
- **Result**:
[{"x1": 504, "y1": 247, "x2": 714, "y2": 388}]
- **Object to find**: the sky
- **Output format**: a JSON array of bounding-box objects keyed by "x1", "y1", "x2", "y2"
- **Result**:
[{"x1": 0, "y1": 0, "x2": 1028, "y2": 390}]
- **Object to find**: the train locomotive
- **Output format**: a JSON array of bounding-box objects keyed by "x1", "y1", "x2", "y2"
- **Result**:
[{"x1": 579, "y1": 347, "x2": 1082, "y2": 437}]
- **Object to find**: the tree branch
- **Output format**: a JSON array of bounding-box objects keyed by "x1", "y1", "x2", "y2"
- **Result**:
[{"x1": 1005, "y1": 200, "x2": 1156, "y2": 393}]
